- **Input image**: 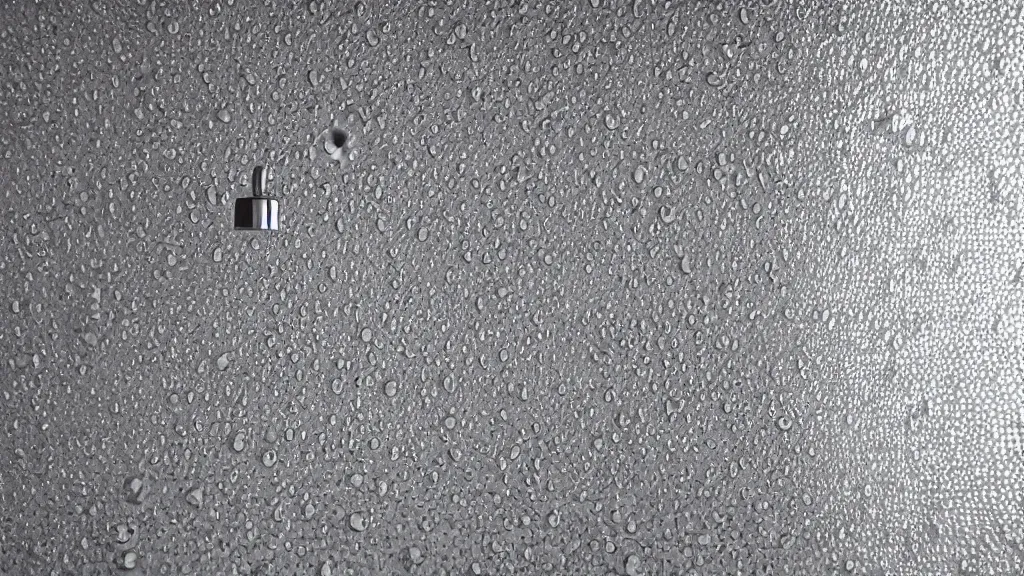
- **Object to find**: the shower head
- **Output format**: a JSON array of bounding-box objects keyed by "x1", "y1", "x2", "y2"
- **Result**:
[{"x1": 234, "y1": 165, "x2": 278, "y2": 231}]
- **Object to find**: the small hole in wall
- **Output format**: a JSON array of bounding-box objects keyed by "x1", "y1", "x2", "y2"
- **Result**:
[
  {"x1": 322, "y1": 126, "x2": 352, "y2": 163},
  {"x1": 330, "y1": 128, "x2": 348, "y2": 149}
]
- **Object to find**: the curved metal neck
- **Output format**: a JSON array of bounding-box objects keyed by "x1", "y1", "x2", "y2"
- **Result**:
[{"x1": 252, "y1": 165, "x2": 267, "y2": 197}]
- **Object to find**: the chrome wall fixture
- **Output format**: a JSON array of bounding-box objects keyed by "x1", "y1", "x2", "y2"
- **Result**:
[{"x1": 233, "y1": 165, "x2": 279, "y2": 231}]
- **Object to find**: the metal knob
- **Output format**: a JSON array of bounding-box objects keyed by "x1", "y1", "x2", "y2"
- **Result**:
[{"x1": 234, "y1": 165, "x2": 279, "y2": 231}]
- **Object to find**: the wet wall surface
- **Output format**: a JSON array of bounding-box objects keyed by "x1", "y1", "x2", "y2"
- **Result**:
[{"x1": 1, "y1": 1, "x2": 1023, "y2": 574}]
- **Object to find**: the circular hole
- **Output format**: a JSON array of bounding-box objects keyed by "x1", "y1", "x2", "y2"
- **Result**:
[{"x1": 330, "y1": 128, "x2": 348, "y2": 149}]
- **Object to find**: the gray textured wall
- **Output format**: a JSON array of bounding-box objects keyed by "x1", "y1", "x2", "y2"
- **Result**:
[{"x1": 2, "y1": 1, "x2": 1023, "y2": 574}]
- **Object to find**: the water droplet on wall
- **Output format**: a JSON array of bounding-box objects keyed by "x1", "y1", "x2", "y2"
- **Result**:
[{"x1": 349, "y1": 511, "x2": 368, "y2": 532}]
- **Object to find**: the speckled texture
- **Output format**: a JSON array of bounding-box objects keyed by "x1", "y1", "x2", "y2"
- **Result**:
[{"x1": 2, "y1": 1, "x2": 1023, "y2": 574}]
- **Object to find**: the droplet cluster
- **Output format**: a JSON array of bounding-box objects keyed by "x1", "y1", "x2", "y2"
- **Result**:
[{"x1": 1, "y1": 2, "x2": 1021, "y2": 575}]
